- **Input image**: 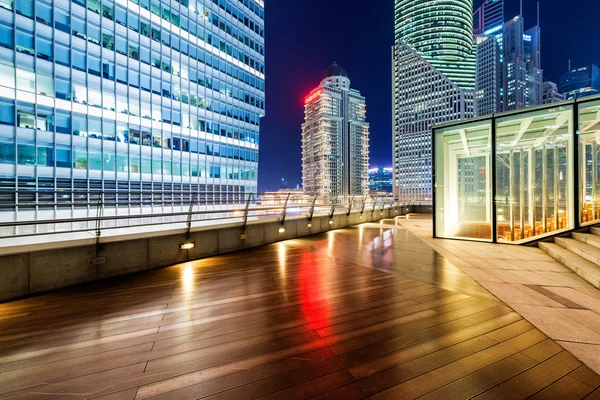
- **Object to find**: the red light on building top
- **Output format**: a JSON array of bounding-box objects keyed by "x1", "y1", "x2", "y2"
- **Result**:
[{"x1": 305, "y1": 90, "x2": 322, "y2": 105}]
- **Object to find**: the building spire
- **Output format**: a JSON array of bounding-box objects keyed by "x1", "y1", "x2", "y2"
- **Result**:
[
  {"x1": 537, "y1": 1, "x2": 540, "y2": 27},
  {"x1": 520, "y1": 0, "x2": 523, "y2": 17}
]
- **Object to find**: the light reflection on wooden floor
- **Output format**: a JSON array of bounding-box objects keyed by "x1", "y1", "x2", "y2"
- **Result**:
[{"x1": 0, "y1": 220, "x2": 598, "y2": 399}]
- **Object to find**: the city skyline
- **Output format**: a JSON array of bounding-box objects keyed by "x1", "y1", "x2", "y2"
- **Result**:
[{"x1": 260, "y1": 0, "x2": 600, "y2": 191}]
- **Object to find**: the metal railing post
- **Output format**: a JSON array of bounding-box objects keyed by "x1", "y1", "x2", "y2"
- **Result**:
[
  {"x1": 280, "y1": 193, "x2": 291, "y2": 227},
  {"x1": 240, "y1": 193, "x2": 253, "y2": 239},
  {"x1": 328, "y1": 204, "x2": 336, "y2": 222},
  {"x1": 186, "y1": 192, "x2": 196, "y2": 240},
  {"x1": 360, "y1": 197, "x2": 367, "y2": 220},
  {"x1": 346, "y1": 196, "x2": 355, "y2": 217},
  {"x1": 371, "y1": 197, "x2": 379, "y2": 217},
  {"x1": 95, "y1": 192, "x2": 103, "y2": 244},
  {"x1": 307, "y1": 194, "x2": 318, "y2": 222}
]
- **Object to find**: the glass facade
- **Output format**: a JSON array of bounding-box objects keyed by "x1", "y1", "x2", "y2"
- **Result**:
[
  {"x1": 579, "y1": 99, "x2": 600, "y2": 225},
  {"x1": 0, "y1": 0, "x2": 264, "y2": 215},
  {"x1": 393, "y1": 0, "x2": 476, "y2": 204},
  {"x1": 435, "y1": 96, "x2": 600, "y2": 244}
]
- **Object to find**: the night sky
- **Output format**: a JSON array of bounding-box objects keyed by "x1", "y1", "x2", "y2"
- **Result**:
[{"x1": 258, "y1": 0, "x2": 600, "y2": 192}]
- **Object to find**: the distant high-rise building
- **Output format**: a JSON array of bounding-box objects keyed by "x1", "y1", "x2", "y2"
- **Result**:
[
  {"x1": 524, "y1": 25, "x2": 543, "y2": 106},
  {"x1": 559, "y1": 64, "x2": 600, "y2": 100},
  {"x1": 474, "y1": 0, "x2": 504, "y2": 35},
  {"x1": 542, "y1": 81, "x2": 566, "y2": 104},
  {"x1": 302, "y1": 63, "x2": 369, "y2": 200},
  {"x1": 503, "y1": 15, "x2": 543, "y2": 111},
  {"x1": 474, "y1": 0, "x2": 504, "y2": 116},
  {"x1": 475, "y1": 35, "x2": 503, "y2": 116},
  {"x1": 369, "y1": 167, "x2": 393, "y2": 194},
  {"x1": 393, "y1": 0, "x2": 476, "y2": 203},
  {"x1": 503, "y1": 16, "x2": 527, "y2": 110}
]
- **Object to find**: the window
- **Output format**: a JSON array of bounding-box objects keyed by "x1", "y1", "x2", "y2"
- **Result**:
[
  {"x1": 115, "y1": 7, "x2": 126, "y2": 26},
  {"x1": 55, "y1": 8, "x2": 69, "y2": 33},
  {"x1": 102, "y1": 4, "x2": 113, "y2": 20},
  {"x1": 15, "y1": 0, "x2": 33, "y2": 18},
  {"x1": 36, "y1": 2, "x2": 52, "y2": 25},
  {"x1": 73, "y1": 114, "x2": 88, "y2": 137},
  {"x1": 140, "y1": 22, "x2": 149, "y2": 38},
  {"x1": 56, "y1": 148, "x2": 72, "y2": 168},
  {"x1": 36, "y1": 72, "x2": 54, "y2": 96},
  {"x1": 55, "y1": 77, "x2": 70, "y2": 100},
  {"x1": 36, "y1": 37, "x2": 53, "y2": 61},
  {"x1": 37, "y1": 146, "x2": 54, "y2": 166},
  {"x1": 72, "y1": 50, "x2": 86, "y2": 71},
  {"x1": 128, "y1": 45, "x2": 139, "y2": 60},
  {"x1": 0, "y1": 98, "x2": 14, "y2": 125},
  {"x1": 54, "y1": 43, "x2": 70, "y2": 66},
  {"x1": 0, "y1": 24, "x2": 12, "y2": 49},
  {"x1": 0, "y1": 0, "x2": 12, "y2": 11},
  {"x1": 0, "y1": 63, "x2": 14, "y2": 89},
  {"x1": 102, "y1": 32, "x2": 114, "y2": 50},
  {"x1": 15, "y1": 30, "x2": 34, "y2": 55},
  {"x1": 16, "y1": 69, "x2": 35, "y2": 92},
  {"x1": 17, "y1": 144, "x2": 36, "y2": 165},
  {"x1": 0, "y1": 141, "x2": 15, "y2": 163}
]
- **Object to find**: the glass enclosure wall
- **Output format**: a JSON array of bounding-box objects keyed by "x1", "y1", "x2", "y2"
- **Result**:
[
  {"x1": 579, "y1": 100, "x2": 600, "y2": 226},
  {"x1": 495, "y1": 106, "x2": 573, "y2": 243},
  {"x1": 434, "y1": 96, "x2": 599, "y2": 244},
  {"x1": 434, "y1": 121, "x2": 492, "y2": 241}
]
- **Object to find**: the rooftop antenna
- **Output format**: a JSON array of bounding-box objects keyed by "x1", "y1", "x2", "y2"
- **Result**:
[
  {"x1": 537, "y1": 1, "x2": 540, "y2": 27},
  {"x1": 520, "y1": 0, "x2": 523, "y2": 17},
  {"x1": 569, "y1": 59, "x2": 571, "y2": 71}
]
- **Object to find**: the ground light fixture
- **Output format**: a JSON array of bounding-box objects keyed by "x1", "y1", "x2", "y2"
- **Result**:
[
  {"x1": 180, "y1": 243, "x2": 195, "y2": 250},
  {"x1": 307, "y1": 223, "x2": 312, "y2": 228},
  {"x1": 329, "y1": 220, "x2": 333, "y2": 225},
  {"x1": 278, "y1": 227, "x2": 286, "y2": 233}
]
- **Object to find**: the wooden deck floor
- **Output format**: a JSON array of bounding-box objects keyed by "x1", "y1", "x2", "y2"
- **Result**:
[{"x1": 0, "y1": 220, "x2": 599, "y2": 399}]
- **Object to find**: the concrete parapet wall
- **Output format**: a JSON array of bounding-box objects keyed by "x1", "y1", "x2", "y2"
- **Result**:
[{"x1": 0, "y1": 209, "x2": 398, "y2": 302}]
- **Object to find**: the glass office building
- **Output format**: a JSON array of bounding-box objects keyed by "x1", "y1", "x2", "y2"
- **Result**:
[
  {"x1": 0, "y1": 0, "x2": 264, "y2": 220},
  {"x1": 559, "y1": 64, "x2": 600, "y2": 100},
  {"x1": 434, "y1": 95, "x2": 600, "y2": 244},
  {"x1": 393, "y1": 0, "x2": 476, "y2": 204}
]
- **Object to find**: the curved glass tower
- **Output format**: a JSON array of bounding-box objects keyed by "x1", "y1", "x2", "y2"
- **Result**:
[
  {"x1": 392, "y1": 0, "x2": 476, "y2": 203},
  {"x1": 394, "y1": 0, "x2": 476, "y2": 89}
]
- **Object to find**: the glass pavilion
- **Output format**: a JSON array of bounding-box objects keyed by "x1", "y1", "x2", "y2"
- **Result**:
[{"x1": 434, "y1": 95, "x2": 600, "y2": 244}]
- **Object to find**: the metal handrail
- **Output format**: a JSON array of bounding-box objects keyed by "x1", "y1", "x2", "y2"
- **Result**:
[{"x1": 0, "y1": 191, "x2": 406, "y2": 240}]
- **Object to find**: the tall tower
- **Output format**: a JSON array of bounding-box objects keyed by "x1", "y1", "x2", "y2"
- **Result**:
[
  {"x1": 474, "y1": 0, "x2": 505, "y2": 117},
  {"x1": 302, "y1": 63, "x2": 370, "y2": 201},
  {"x1": 393, "y1": 0, "x2": 476, "y2": 203},
  {"x1": 474, "y1": 0, "x2": 505, "y2": 36},
  {"x1": 504, "y1": 15, "x2": 543, "y2": 111}
]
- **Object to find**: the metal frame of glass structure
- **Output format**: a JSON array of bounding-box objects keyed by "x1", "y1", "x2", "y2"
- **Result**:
[{"x1": 433, "y1": 94, "x2": 600, "y2": 244}]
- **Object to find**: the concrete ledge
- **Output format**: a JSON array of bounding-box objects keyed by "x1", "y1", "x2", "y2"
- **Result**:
[{"x1": 0, "y1": 210, "x2": 401, "y2": 302}]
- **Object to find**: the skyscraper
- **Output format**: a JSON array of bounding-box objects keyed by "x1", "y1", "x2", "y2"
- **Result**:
[
  {"x1": 473, "y1": 0, "x2": 504, "y2": 35},
  {"x1": 542, "y1": 81, "x2": 566, "y2": 104},
  {"x1": 475, "y1": 35, "x2": 502, "y2": 116},
  {"x1": 559, "y1": 64, "x2": 600, "y2": 100},
  {"x1": 368, "y1": 167, "x2": 393, "y2": 194},
  {"x1": 0, "y1": 0, "x2": 264, "y2": 218},
  {"x1": 524, "y1": 25, "x2": 543, "y2": 107},
  {"x1": 393, "y1": 0, "x2": 476, "y2": 202},
  {"x1": 302, "y1": 63, "x2": 369, "y2": 200},
  {"x1": 503, "y1": 14, "x2": 543, "y2": 111}
]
